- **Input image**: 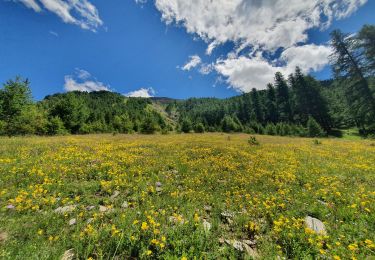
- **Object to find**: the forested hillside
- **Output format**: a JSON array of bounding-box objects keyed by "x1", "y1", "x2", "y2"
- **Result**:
[{"x1": 0, "y1": 25, "x2": 374, "y2": 137}]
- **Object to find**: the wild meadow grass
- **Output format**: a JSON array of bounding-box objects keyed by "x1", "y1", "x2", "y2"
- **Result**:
[{"x1": 0, "y1": 134, "x2": 374, "y2": 259}]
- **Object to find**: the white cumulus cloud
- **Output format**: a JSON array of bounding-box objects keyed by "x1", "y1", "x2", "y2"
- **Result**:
[
  {"x1": 215, "y1": 44, "x2": 333, "y2": 92},
  {"x1": 13, "y1": 0, "x2": 103, "y2": 31},
  {"x1": 125, "y1": 88, "x2": 155, "y2": 98},
  {"x1": 181, "y1": 55, "x2": 202, "y2": 71},
  {"x1": 150, "y1": 0, "x2": 367, "y2": 90},
  {"x1": 64, "y1": 68, "x2": 111, "y2": 92}
]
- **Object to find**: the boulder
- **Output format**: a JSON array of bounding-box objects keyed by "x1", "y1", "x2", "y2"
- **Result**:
[{"x1": 305, "y1": 216, "x2": 326, "y2": 235}]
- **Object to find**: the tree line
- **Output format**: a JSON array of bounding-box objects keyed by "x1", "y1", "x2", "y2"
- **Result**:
[{"x1": 0, "y1": 25, "x2": 374, "y2": 137}]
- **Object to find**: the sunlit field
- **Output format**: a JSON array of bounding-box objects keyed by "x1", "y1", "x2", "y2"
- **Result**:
[{"x1": 0, "y1": 134, "x2": 374, "y2": 259}]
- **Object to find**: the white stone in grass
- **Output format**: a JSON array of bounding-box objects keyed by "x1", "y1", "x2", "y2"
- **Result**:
[
  {"x1": 86, "y1": 205, "x2": 95, "y2": 211},
  {"x1": 61, "y1": 249, "x2": 75, "y2": 260},
  {"x1": 203, "y1": 219, "x2": 211, "y2": 232},
  {"x1": 243, "y1": 243, "x2": 259, "y2": 258},
  {"x1": 305, "y1": 216, "x2": 327, "y2": 235},
  {"x1": 69, "y1": 218, "x2": 76, "y2": 226},
  {"x1": 111, "y1": 191, "x2": 120, "y2": 199},
  {"x1": 121, "y1": 201, "x2": 129, "y2": 208},
  {"x1": 99, "y1": 205, "x2": 108, "y2": 212},
  {"x1": 54, "y1": 205, "x2": 76, "y2": 214}
]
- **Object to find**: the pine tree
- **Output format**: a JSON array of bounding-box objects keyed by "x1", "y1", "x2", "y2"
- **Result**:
[
  {"x1": 292, "y1": 67, "x2": 332, "y2": 130},
  {"x1": 265, "y1": 83, "x2": 278, "y2": 123},
  {"x1": 307, "y1": 116, "x2": 325, "y2": 137},
  {"x1": 330, "y1": 29, "x2": 375, "y2": 132},
  {"x1": 274, "y1": 72, "x2": 292, "y2": 122},
  {"x1": 250, "y1": 88, "x2": 265, "y2": 123},
  {"x1": 357, "y1": 24, "x2": 375, "y2": 75}
]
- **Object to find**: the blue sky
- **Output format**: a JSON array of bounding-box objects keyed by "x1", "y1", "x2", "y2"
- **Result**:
[{"x1": 0, "y1": 0, "x2": 374, "y2": 100}]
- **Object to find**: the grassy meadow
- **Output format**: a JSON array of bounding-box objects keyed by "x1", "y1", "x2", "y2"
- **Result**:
[{"x1": 0, "y1": 133, "x2": 374, "y2": 259}]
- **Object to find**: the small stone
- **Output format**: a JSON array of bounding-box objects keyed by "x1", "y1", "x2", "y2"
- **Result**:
[
  {"x1": 243, "y1": 239, "x2": 256, "y2": 246},
  {"x1": 155, "y1": 182, "x2": 162, "y2": 187},
  {"x1": 232, "y1": 240, "x2": 244, "y2": 251},
  {"x1": 54, "y1": 205, "x2": 76, "y2": 214},
  {"x1": 61, "y1": 249, "x2": 75, "y2": 260},
  {"x1": 317, "y1": 200, "x2": 328, "y2": 206},
  {"x1": 86, "y1": 205, "x2": 95, "y2": 211},
  {"x1": 99, "y1": 205, "x2": 108, "y2": 212},
  {"x1": 243, "y1": 243, "x2": 259, "y2": 258},
  {"x1": 69, "y1": 218, "x2": 76, "y2": 226},
  {"x1": 305, "y1": 216, "x2": 327, "y2": 235},
  {"x1": 204, "y1": 205, "x2": 212, "y2": 212},
  {"x1": 0, "y1": 232, "x2": 8, "y2": 243},
  {"x1": 121, "y1": 201, "x2": 129, "y2": 208},
  {"x1": 203, "y1": 219, "x2": 211, "y2": 232},
  {"x1": 6, "y1": 204, "x2": 15, "y2": 210},
  {"x1": 221, "y1": 211, "x2": 235, "y2": 224},
  {"x1": 111, "y1": 191, "x2": 120, "y2": 199}
]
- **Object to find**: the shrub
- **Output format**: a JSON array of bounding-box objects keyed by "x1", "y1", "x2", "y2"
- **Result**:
[
  {"x1": 248, "y1": 136, "x2": 260, "y2": 145},
  {"x1": 181, "y1": 118, "x2": 193, "y2": 133},
  {"x1": 140, "y1": 117, "x2": 159, "y2": 134},
  {"x1": 265, "y1": 123, "x2": 276, "y2": 135},
  {"x1": 221, "y1": 115, "x2": 241, "y2": 132},
  {"x1": 194, "y1": 123, "x2": 205, "y2": 133},
  {"x1": 307, "y1": 116, "x2": 325, "y2": 137}
]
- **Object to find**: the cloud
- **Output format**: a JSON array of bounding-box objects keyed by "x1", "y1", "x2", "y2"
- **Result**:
[
  {"x1": 13, "y1": 0, "x2": 103, "y2": 31},
  {"x1": 151, "y1": 0, "x2": 367, "y2": 90},
  {"x1": 199, "y1": 63, "x2": 214, "y2": 75},
  {"x1": 64, "y1": 68, "x2": 111, "y2": 92},
  {"x1": 18, "y1": 0, "x2": 41, "y2": 11},
  {"x1": 181, "y1": 55, "x2": 202, "y2": 71},
  {"x1": 49, "y1": 30, "x2": 59, "y2": 37},
  {"x1": 280, "y1": 44, "x2": 333, "y2": 73},
  {"x1": 155, "y1": 0, "x2": 366, "y2": 50},
  {"x1": 125, "y1": 88, "x2": 155, "y2": 98},
  {"x1": 215, "y1": 44, "x2": 332, "y2": 93}
]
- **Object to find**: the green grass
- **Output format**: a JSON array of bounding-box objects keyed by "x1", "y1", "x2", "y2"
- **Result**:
[{"x1": 0, "y1": 134, "x2": 374, "y2": 259}]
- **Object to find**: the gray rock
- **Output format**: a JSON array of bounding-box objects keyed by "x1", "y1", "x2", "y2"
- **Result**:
[
  {"x1": 86, "y1": 205, "x2": 95, "y2": 211},
  {"x1": 305, "y1": 216, "x2": 327, "y2": 235},
  {"x1": 226, "y1": 239, "x2": 259, "y2": 258},
  {"x1": 232, "y1": 240, "x2": 244, "y2": 251},
  {"x1": 69, "y1": 218, "x2": 76, "y2": 226},
  {"x1": 203, "y1": 219, "x2": 211, "y2": 232},
  {"x1": 121, "y1": 201, "x2": 129, "y2": 208},
  {"x1": 61, "y1": 249, "x2": 75, "y2": 260},
  {"x1": 99, "y1": 205, "x2": 108, "y2": 212},
  {"x1": 111, "y1": 191, "x2": 120, "y2": 199},
  {"x1": 204, "y1": 205, "x2": 212, "y2": 212},
  {"x1": 54, "y1": 205, "x2": 76, "y2": 214},
  {"x1": 243, "y1": 239, "x2": 256, "y2": 246},
  {"x1": 221, "y1": 211, "x2": 235, "y2": 224},
  {"x1": 243, "y1": 243, "x2": 259, "y2": 258}
]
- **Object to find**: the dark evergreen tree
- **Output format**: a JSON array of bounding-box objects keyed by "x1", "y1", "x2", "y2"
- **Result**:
[
  {"x1": 330, "y1": 29, "x2": 375, "y2": 132},
  {"x1": 265, "y1": 83, "x2": 278, "y2": 123},
  {"x1": 250, "y1": 88, "x2": 264, "y2": 122},
  {"x1": 274, "y1": 72, "x2": 292, "y2": 122}
]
